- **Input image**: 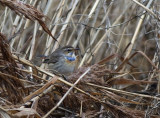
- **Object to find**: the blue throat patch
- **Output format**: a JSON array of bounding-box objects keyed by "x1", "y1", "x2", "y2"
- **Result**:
[{"x1": 65, "y1": 56, "x2": 76, "y2": 61}]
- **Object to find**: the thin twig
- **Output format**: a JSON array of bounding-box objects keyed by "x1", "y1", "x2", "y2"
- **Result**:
[{"x1": 43, "y1": 68, "x2": 90, "y2": 118}]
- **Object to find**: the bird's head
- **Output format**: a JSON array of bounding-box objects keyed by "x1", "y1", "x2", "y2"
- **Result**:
[{"x1": 61, "y1": 46, "x2": 79, "y2": 61}]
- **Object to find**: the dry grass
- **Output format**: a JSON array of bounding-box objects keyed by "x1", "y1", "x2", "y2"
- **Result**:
[{"x1": 0, "y1": 0, "x2": 160, "y2": 118}]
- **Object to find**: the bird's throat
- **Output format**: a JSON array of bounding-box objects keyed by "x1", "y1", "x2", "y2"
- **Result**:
[{"x1": 65, "y1": 56, "x2": 76, "y2": 61}]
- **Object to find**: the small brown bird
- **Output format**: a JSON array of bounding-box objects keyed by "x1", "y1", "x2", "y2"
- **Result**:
[{"x1": 43, "y1": 46, "x2": 79, "y2": 76}]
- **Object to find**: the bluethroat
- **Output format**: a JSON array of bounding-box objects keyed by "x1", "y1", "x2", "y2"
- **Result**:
[{"x1": 43, "y1": 46, "x2": 79, "y2": 76}]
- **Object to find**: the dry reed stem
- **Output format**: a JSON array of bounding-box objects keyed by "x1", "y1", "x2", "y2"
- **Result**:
[
  {"x1": 23, "y1": 77, "x2": 58, "y2": 102},
  {"x1": 125, "y1": 0, "x2": 153, "y2": 59},
  {"x1": 132, "y1": 0, "x2": 158, "y2": 19},
  {"x1": 43, "y1": 68, "x2": 90, "y2": 118},
  {"x1": 53, "y1": 0, "x2": 79, "y2": 50},
  {"x1": 86, "y1": 83, "x2": 160, "y2": 101}
]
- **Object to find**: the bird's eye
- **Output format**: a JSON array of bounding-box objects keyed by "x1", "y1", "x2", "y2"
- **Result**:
[{"x1": 67, "y1": 49, "x2": 72, "y2": 53}]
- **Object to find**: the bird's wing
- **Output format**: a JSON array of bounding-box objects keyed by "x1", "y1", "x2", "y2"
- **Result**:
[{"x1": 43, "y1": 51, "x2": 62, "y2": 64}]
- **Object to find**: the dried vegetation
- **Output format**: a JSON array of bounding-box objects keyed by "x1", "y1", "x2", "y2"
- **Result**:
[{"x1": 0, "y1": 0, "x2": 160, "y2": 118}]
